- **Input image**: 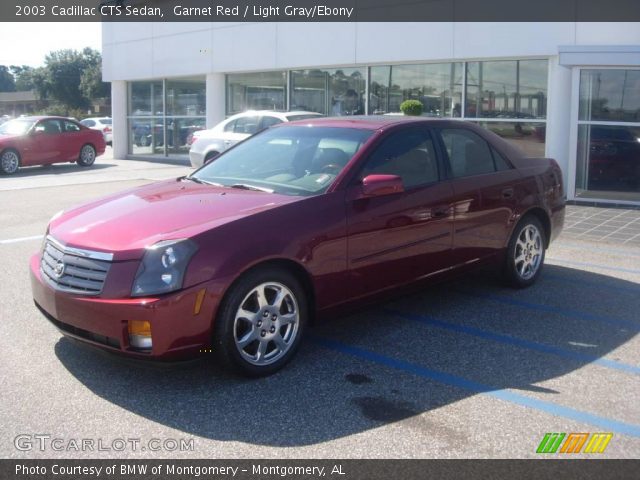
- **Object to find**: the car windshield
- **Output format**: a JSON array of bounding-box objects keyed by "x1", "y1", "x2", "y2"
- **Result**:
[
  {"x1": 191, "y1": 126, "x2": 373, "y2": 196},
  {"x1": 0, "y1": 118, "x2": 35, "y2": 135}
]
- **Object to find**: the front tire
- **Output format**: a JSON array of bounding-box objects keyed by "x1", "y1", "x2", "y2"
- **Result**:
[
  {"x1": 78, "y1": 144, "x2": 96, "y2": 167},
  {"x1": 213, "y1": 268, "x2": 307, "y2": 377},
  {"x1": 0, "y1": 149, "x2": 20, "y2": 174},
  {"x1": 504, "y1": 215, "x2": 546, "y2": 288}
]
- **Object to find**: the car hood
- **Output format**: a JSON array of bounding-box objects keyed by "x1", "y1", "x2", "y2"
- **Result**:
[{"x1": 48, "y1": 179, "x2": 301, "y2": 260}]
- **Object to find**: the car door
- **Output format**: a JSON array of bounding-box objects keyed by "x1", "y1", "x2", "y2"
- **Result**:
[
  {"x1": 436, "y1": 127, "x2": 521, "y2": 265},
  {"x1": 346, "y1": 127, "x2": 454, "y2": 298},
  {"x1": 23, "y1": 119, "x2": 64, "y2": 165},
  {"x1": 60, "y1": 119, "x2": 85, "y2": 160}
]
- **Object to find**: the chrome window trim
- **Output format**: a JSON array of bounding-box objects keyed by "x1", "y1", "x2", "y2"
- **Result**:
[{"x1": 46, "y1": 235, "x2": 114, "y2": 262}]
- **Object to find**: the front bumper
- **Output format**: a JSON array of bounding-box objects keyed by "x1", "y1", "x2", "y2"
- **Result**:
[{"x1": 30, "y1": 253, "x2": 218, "y2": 360}]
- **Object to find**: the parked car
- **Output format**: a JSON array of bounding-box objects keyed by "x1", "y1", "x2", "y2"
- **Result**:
[
  {"x1": 189, "y1": 110, "x2": 322, "y2": 168},
  {"x1": 80, "y1": 117, "x2": 113, "y2": 145},
  {"x1": 31, "y1": 117, "x2": 564, "y2": 376},
  {"x1": 0, "y1": 116, "x2": 106, "y2": 174}
]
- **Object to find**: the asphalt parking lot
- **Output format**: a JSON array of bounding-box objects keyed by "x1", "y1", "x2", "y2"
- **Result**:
[{"x1": 1, "y1": 150, "x2": 638, "y2": 459}]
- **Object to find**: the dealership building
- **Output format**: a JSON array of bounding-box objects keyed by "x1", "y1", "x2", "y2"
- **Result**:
[{"x1": 102, "y1": 22, "x2": 640, "y2": 206}]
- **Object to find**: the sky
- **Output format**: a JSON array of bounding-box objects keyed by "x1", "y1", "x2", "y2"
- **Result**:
[{"x1": 0, "y1": 23, "x2": 102, "y2": 67}]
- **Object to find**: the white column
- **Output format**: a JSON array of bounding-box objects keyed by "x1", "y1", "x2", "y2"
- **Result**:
[
  {"x1": 544, "y1": 56, "x2": 572, "y2": 193},
  {"x1": 206, "y1": 73, "x2": 225, "y2": 128},
  {"x1": 111, "y1": 80, "x2": 128, "y2": 159}
]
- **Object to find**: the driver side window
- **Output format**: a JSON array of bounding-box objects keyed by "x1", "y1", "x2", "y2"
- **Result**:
[
  {"x1": 34, "y1": 119, "x2": 62, "y2": 135},
  {"x1": 358, "y1": 128, "x2": 439, "y2": 189}
]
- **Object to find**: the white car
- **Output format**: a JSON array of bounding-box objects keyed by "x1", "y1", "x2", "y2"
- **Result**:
[
  {"x1": 80, "y1": 117, "x2": 113, "y2": 145},
  {"x1": 189, "y1": 110, "x2": 322, "y2": 168}
]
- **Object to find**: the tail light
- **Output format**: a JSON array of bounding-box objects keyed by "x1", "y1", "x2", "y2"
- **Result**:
[{"x1": 103, "y1": 126, "x2": 112, "y2": 133}]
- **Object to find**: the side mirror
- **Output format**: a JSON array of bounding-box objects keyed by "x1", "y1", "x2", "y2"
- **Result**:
[{"x1": 361, "y1": 174, "x2": 404, "y2": 197}]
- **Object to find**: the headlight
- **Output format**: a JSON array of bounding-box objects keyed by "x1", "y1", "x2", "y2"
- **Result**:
[{"x1": 131, "y1": 239, "x2": 198, "y2": 297}]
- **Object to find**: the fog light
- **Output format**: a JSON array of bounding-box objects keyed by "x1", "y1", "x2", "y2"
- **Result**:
[{"x1": 128, "y1": 320, "x2": 152, "y2": 350}]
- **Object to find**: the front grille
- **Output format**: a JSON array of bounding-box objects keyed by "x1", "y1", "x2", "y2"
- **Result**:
[{"x1": 40, "y1": 237, "x2": 112, "y2": 295}]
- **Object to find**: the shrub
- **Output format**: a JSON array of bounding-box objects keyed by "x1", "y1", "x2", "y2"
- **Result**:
[{"x1": 400, "y1": 100, "x2": 424, "y2": 116}]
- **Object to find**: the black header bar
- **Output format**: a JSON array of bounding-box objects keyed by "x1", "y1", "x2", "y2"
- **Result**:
[{"x1": 3, "y1": 0, "x2": 640, "y2": 22}]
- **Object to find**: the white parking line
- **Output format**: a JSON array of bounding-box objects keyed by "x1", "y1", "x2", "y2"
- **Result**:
[{"x1": 0, "y1": 234, "x2": 43, "y2": 245}]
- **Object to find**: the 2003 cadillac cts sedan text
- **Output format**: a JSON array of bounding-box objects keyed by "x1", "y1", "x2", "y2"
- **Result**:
[{"x1": 30, "y1": 117, "x2": 565, "y2": 376}]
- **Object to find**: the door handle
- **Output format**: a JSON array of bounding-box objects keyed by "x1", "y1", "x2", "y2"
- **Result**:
[{"x1": 501, "y1": 188, "x2": 514, "y2": 199}]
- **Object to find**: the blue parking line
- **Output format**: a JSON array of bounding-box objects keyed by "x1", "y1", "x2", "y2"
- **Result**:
[
  {"x1": 546, "y1": 258, "x2": 640, "y2": 275},
  {"x1": 384, "y1": 308, "x2": 640, "y2": 376},
  {"x1": 456, "y1": 289, "x2": 640, "y2": 331},
  {"x1": 312, "y1": 337, "x2": 640, "y2": 438}
]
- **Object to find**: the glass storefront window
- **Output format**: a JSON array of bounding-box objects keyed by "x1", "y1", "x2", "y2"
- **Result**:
[
  {"x1": 369, "y1": 63, "x2": 462, "y2": 117},
  {"x1": 579, "y1": 69, "x2": 640, "y2": 123},
  {"x1": 576, "y1": 69, "x2": 640, "y2": 203},
  {"x1": 227, "y1": 71, "x2": 286, "y2": 114},
  {"x1": 129, "y1": 81, "x2": 163, "y2": 116},
  {"x1": 576, "y1": 124, "x2": 640, "y2": 201},
  {"x1": 166, "y1": 78, "x2": 206, "y2": 116},
  {"x1": 128, "y1": 77, "x2": 206, "y2": 157},
  {"x1": 465, "y1": 60, "x2": 547, "y2": 119},
  {"x1": 128, "y1": 118, "x2": 164, "y2": 156},
  {"x1": 291, "y1": 68, "x2": 365, "y2": 116},
  {"x1": 474, "y1": 122, "x2": 546, "y2": 157}
]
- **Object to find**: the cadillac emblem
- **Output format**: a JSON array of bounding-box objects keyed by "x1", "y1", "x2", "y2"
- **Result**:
[{"x1": 54, "y1": 260, "x2": 65, "y2": 278}]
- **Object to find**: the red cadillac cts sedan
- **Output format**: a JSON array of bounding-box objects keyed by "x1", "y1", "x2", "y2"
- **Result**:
[
  {"x1": 0, "y1": 116, "x2": 106, "y2": 174},
  {"x1": 30, "y1": 117, "x2": 565, "y2": 376}
]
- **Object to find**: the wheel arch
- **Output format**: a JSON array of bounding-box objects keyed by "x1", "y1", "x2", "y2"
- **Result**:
[
  {"x1": 517, "y1": 207, "x2": 551, "y2": 249},
  {"x1": 215, "y1": 257, "x2": 317, "y2": 328}
]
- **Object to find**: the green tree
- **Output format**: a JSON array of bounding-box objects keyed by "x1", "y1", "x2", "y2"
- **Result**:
[
  {"x1": 32, "y1": 48, "x2": 109, "y2": 114},
  {"x1": 0, "y1": 66, "x2": 16, "y2": 92},
  {"x1": 9, "y1": 65, "x2": 36, "y2": 91}
]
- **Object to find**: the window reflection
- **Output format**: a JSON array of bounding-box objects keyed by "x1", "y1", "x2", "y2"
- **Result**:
[
  {"x1": 579, "y1": 69, "x2": 640, "y2": 122},
  {"x1": 576, "y1": 125, "x2": 640, "y2": 200},
  {"x1": 291, "y1": 69, "x2": 365, "y2": 116},
  {"x1": 227, "y1": 71, "x2": 286, "y2": 114},
  {"x1": 166, "y1": 78, "x2": 206, "y2": 116},
  {"x1": 474, "y1": 122, "x2": 546, "y2": 157},
  {"x1": 465, "y1": 60, "x2": 547, "y2": 119},
  {"x1": 369, "y1": 63, "x2": 462, "y2": 117}
]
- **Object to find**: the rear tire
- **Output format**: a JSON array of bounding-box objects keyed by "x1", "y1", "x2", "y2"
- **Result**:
[
  {"x1": 0, "y1": 149, "x2": 20, "y2": 174},
  {"x1": 503, "y1": 215, "x2": 546, "y2": 288},
  {"x1": 78, "y1": 144, "x2": 96, "y2": 167},
  {"x1": 213, "y1": 267, "x2": 307, "y2": 377}
]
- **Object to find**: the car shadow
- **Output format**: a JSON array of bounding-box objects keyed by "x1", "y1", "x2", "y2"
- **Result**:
[
  {"x1": 8, "y1": 162, "x2": 116, "y2": 178},
  {"x1": 54, "y1": 265, "x2": 639, "y2": 447}
]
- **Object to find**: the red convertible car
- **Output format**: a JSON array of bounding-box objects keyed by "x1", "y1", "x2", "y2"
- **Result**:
[
  {"x1": 30, "y1": 117, "x2": 565, "y2": 376},
  {"x1": 0, "y1": 116, "x2": 106, "y2": 174}
]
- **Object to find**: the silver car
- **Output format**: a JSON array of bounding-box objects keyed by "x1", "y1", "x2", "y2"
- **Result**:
[
  {"x1": 80, "y1": 117, "x2": 113, "y2": 145},
  {"x1": 189, "y1": 110, "x2": 322, "y2": 168}
]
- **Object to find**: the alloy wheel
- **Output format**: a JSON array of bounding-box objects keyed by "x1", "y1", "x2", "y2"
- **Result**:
[
  {"x1": 514, "y1": 224, "x2": 543, "y2": 280},
  {"x1": 233, "y1": 282, "x2": 300, "y2": 366}
]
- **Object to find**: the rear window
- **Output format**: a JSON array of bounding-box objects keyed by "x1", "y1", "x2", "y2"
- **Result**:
[{"x1": 99, "y1": 119, "x2": 112, "y2": 125}]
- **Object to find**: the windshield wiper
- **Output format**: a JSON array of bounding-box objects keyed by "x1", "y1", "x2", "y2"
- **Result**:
[
  {"x1": 229, "y1": 183, "x2": 274, "y2": 193},
  {"x1": 179, "y1": 176, "x2": 224, "y2": 187}
]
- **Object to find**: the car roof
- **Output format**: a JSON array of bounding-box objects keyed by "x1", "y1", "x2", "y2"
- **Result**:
[
  {"x1": 282, "y1": 115, "x2": 466, "y2": 130},
  {"x1": 227, "y1": 110, "x2": 321, "y2": 121}
]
